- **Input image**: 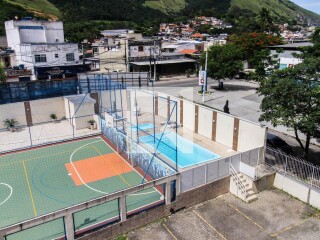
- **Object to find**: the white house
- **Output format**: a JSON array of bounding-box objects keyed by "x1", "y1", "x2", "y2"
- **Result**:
[{"x1": 5, "y1": 20, "x2": 88, "y2": 80}]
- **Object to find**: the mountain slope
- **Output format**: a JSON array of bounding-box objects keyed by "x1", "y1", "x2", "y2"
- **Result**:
[
  {"x1": 146, "y1": 0, "x2": 320, "y2": 24},
  {"x1": 6, "y1": 0, "x2": 60, "y2": 19},
  {"x1": 3, "y1": 0, "x2": 320, "y2": 24},
  {"x1": 230, "y1": 0, "x2": 320, "y2": 24}
]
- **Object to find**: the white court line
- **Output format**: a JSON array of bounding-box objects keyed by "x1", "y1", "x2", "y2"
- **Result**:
[
  {"x1": 99, "y1": 136, "x2": 161, "y2": 197},
  {"x1": 69, "y1": 138, "x2": 158, "y2": 197},
  {"x1": 0, "y1": 183, "x2": 13, "y2": 206}
]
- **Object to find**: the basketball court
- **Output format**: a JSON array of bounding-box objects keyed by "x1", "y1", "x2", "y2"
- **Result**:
[{"x1": 0, "y1": 136, "x2": 163, "y2": 239}]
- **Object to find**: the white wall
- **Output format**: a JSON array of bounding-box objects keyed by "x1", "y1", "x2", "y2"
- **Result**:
[
  {"x1": 274, "y1": 173, "x2": 320, "y2": 209},
  {"x1": 238, "y1": 120, "x2": 266, "y2": 152},
  {"x1": 0, "y1": 102, "x2": 26, "y2": 126},
  {"x1": 280, "y1": 57, "x2": 302, "y2": 66},
  {"x1": 198, "y1": 107, "x2": 212, "y2": 139},
  {"x1": 30, "y1": 97, "x2": 65, "y2": 124},
  {"x1": 183, "y1": 101, "x2": 195, "y2": 131},
  {"x1": 72, "y1": 102, "x2": 95, "y2": 130},
  {"x1": 158, "y1": 93, "x2": 168, "y2": 119},
  {"x1": 215, "y1": 112, "x2": 234, "y2": 148},
  {"x1": 31, "y1": 43, "x2": 79, "y2": 67}
]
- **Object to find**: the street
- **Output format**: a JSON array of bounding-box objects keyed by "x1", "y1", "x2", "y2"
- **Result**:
[{"x1": 154, "y1": 76, "x2": 320, "y2": 164}]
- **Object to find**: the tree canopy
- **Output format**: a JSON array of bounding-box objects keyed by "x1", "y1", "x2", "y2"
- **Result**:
[
  {"x1": 205, "y1": 44, "x2": 245, "y2": 81},
  {"x1": 258, "y1": 58, "x2": 320, "y2": 161},
  {"x1": 0, "y1": 65, "x2": 6, "y2": 84}
]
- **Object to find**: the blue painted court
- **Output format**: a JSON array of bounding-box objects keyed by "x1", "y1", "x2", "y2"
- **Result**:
[{"x1": 140, "y1": 132, "x2": 221, "y2": 168}]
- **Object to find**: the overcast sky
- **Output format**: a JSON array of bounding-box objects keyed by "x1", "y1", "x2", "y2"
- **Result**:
[{"x1": 291, "y1": 0, "x2": 320, "y2": 14}]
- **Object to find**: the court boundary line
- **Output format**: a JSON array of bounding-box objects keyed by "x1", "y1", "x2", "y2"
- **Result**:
[
  {"x1": 22, "y1": 160, "x2": 38, "y2": 217},
  {"x1": 99, "y1": 136, "x2": 163, "y2": 197},
  {"x1": 0, "y1": 183, "x2": 13, "y2": 206},
  {"x1": 0, "y1": 146, "x2": 97, "y2": 167},
  {"x1": 69, "y1": 137, "x2": 159, "y2": 197},
  {"x1": 0, "y1": 134, "x2": 101, "y2": 157}
]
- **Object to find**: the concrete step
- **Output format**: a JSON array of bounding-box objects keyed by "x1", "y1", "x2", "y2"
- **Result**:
[{"x1": 246, "y1": 194, "x2": 258, "y2": 203}]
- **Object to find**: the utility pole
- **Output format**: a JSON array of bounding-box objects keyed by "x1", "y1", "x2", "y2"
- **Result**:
[
  {"x1": 205, "y1": 51, "x2": 208, "y2": 92},
  {"x1": 149, "y1": 44, "x2": 152, "y2": 81},
  {"x1": 153, "y1": 40, "x2": 157, "y2": 81}
]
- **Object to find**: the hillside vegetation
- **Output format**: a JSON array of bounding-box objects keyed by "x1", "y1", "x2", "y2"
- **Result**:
[
  {"x1": 2, "y1": 0, "x2": 320, "y2": 24},
  {"x1": 6, "y1": 0, "x2": 60, "y2": 19}
]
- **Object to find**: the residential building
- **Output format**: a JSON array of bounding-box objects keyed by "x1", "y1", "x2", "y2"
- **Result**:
[
  {"x1": 5, "y1": 20, "x2": 89, "y2": 81},
  {"x1": 269, "y1": 42, "x2": 312, "y2": 69},
  {"x1": 88, "y1": 31, "x2": 143, "y2": 72},
  {"x1": 128, "y1": 39, "x2": 197, "y2": 76}
]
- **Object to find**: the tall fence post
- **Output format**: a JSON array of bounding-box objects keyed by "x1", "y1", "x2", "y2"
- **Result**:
[
  {"x1": 284, "y1": 155, "x2": 288, "y2": 176},
  {"x1": 64, "y1": 213, "x2": 75, "y2": 240},
  {"x1": 311, "y1": 167, "x2": 315, "y2": 188},
  {"x1": 165, "y1": 180, "x2": 172, "y2": 205},
  {"x1": 28, "y1": 125, "x2": 33, "y2": 147},
  {"x1": 119, "y1": 196, "x2": 127, "y2": 222}
]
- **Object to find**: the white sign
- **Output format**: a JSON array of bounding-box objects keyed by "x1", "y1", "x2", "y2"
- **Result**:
[{"x1": 199, "y1": 71, "x2": 206, "y2": 86}]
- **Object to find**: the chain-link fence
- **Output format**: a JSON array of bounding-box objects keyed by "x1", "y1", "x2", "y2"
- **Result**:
[
  {"x1": 0, "y1": 114, "x2": 101, "y2": 153},
  {"x1": 265, "y1": 147, "x2": 320, "y2": 190}
]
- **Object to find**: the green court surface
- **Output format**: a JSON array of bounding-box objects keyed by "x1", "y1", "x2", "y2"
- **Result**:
[{"x1": 0, "y1": 137, "x2": 162, "y2": 239}]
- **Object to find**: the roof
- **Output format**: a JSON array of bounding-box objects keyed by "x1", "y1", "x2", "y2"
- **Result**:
[
  {"x1": 191, "y1": 33, "x2": 202, "y2": 38},
  {"x1": 180, "y1": 49, "x2": 198, "y2": 54},
  {"x1": 130, "y1": 58, "x2": 196, "y2": 66},
  {"x1": 65, "y1": 95, "x2": 96, "y2": 104},
  {"x1": 269, "y1": 42, "x2": 313, "y2": 50},
  {"x1": 270, "y1": 50, "x2": 302, "y2": 59}
]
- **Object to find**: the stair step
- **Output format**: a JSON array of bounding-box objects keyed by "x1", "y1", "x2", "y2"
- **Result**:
[{"x1": 246, "y1": 195, "x2": 258, "y2": 203}]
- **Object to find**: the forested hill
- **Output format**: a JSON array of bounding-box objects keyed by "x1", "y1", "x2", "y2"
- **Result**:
[
  {"x1": 51, "y1": 0, "x2": 320, "y2": 24},
  {"x1": 2, "y1": 0, "x2": 320, "y2": 24}
]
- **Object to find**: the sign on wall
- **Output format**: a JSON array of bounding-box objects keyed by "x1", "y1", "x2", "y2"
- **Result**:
[{"x1": 199, "y1": 71, "x2": 206, "y2": 86}]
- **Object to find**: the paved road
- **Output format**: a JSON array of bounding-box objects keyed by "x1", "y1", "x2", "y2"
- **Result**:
[{"x1": 154, "y1": 76, "x2": 320, "y2": 163}]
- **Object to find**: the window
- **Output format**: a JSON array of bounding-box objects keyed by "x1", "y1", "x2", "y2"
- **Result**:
[
  {"x1": 55, "y1": 54, "x2": 59, "y2": 58},
  {"x1": 138, "y1": 46, "x2": 144, "y2": 52},
  {"x1": 34, "y1": 54, "x2": 47, "y2": 63},
  {"x1": 66, "y1": 53, "x2": 75, "y2": 61}
]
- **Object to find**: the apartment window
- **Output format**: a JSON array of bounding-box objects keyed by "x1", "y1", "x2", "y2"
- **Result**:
[
  {"x1": 55, "y1": 54, "x2": 59, "y2": 58},
  {"x1": 138, "y1": 46, "x2": 144, "y2": 52},
  {"x1": 34, "y1": 54, "x2": 47, "y2": 63},
  {"x1": 66, "y1": 53, "x2": 75, "y2": 61}
]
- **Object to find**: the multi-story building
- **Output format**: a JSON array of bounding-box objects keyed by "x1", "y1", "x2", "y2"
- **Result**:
[{"x1": 5, "y1": 20, "x2": 89, "y2": 80}]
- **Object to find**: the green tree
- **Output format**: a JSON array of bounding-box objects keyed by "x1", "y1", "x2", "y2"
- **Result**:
[
  {"x1": 0, "y1": 65, "x2": 6, "y2": 84},
  {"x1": 258, "y1": 58, "x2": 320, "y2": 161},
  {"x1": 258, "y1": 8, "x2": 278, "y2": 34},
  {"x1": 205, "y1": 44, "x2": 245, "y2": 86}
]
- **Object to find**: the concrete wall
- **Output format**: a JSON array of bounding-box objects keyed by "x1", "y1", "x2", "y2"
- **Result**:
[
  {"x1": 0, "y1": 97, "x2": 67, "y2": 125},
  {"x1": 30, "y1": 97, "x2": 65, "y2": 124},
  {"x1": 183, "y1": 100, "x2": 195, "y2": 131},
  {"x1": 71, "y1": 103, "x2": 95, "y2": 130},
  {"x1": 215, "y1": 112, "x2": 234, "y2": 149},
  {"x1": 0, "y1": 102, "x2": 26, "y2": 127},
  {"x1": 238, "y1": 120, "x2": 266, "y2": 152},
  {"x1": 198, "y1": 107, "x2": 212, "y2": 139},
  {"x1": 274, "y1": 173, "x2": 320, "y2": 209}
]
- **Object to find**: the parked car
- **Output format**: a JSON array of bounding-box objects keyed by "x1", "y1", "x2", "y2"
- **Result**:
[{"x1": 266, "y1": 133, "x2": 295, "y2": 155}]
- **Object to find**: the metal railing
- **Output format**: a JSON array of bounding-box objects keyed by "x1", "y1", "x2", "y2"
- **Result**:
[
  {"x1": 230, "y1": 163, "x2": 247, "y2": 201},
  {"x1": 265, "y1": 147, "x2": 320, "y2": 190}
]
